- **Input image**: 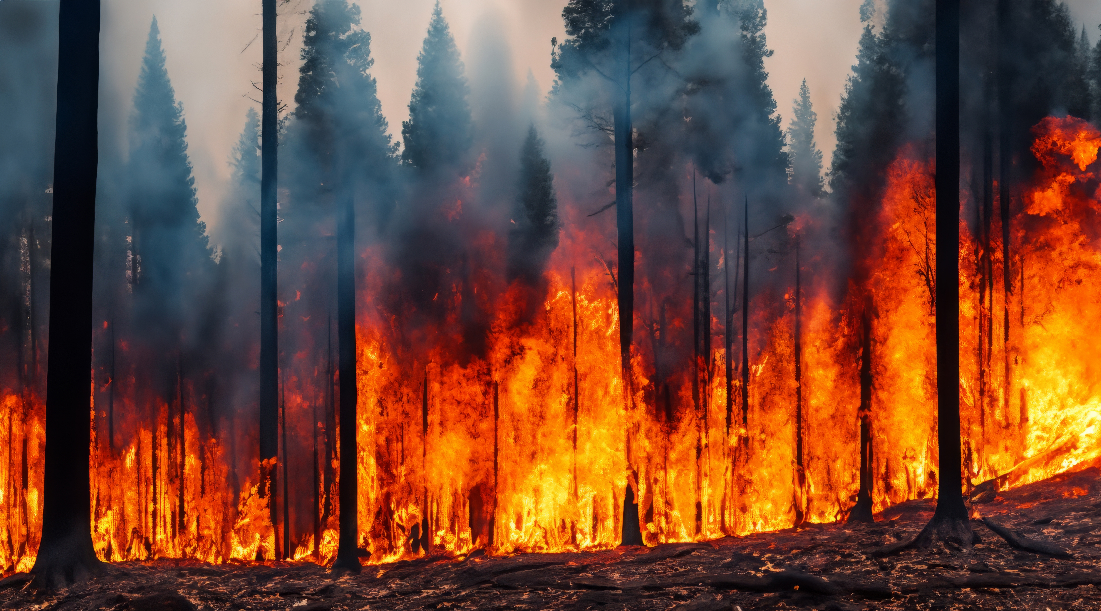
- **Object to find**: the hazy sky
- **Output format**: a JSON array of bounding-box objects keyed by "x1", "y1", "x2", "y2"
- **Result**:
[{"x1": 97, "y1": 0, "x2": 1101, "y2": 236}]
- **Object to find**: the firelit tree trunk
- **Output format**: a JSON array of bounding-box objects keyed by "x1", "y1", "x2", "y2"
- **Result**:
[
  {"x1": 491, "y1": 380, "x2": 499, "y2": 548},
  {"x1": 420, "y1": 368, "x2": 431, "y2": 554},
  {"x1": 31, "y1": 0, "x2": 102, "y2": 589},
  {"x1": 571, "y1": 269, "x2": 579, "y2": 505},
  {"x1": 692, "y1": 175, "x2": 702, "y2": 537},
  {"x1": 849, "y1": 302, "x2": 875, "y2": 523},
  {"x1": 741, "y1": 198, "x2": 750, "y2": 448},
  {"x1": 177, "y1": 358, "x2": 186, "y2": 540},
  {"x1": 259, "y1": 0, "x2": 280, "y2": 548},
  {"x1": 281, "y1": 368, "x2": 290, "y2": 559},
  {"x1": 793, "y1": 238, "x2": 806, "y2": 525},
  {"x1": 920, "y1": 0, "x2": 973, "y2": 546},
  {"x1": 995, "y1": 0, "x2": 1013, "y2": 431},
  {"x1": 332, "y1": 191, "x2": 361, "y2": 573},
  {"x1": 312, "y1": 363, "x2": 321, "y2": 560}
]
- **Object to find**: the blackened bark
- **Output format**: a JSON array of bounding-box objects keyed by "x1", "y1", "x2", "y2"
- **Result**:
[
  {"x1": 614, "y1": 22, "x2": 642, "y2": 545},
  {"x1": 313, "y1": 362, "x2": 321, "y2": 560},
  {"x1": 31, "y1": 0, "x2": 103, "y2": 589},
  {"x1": 849, "y1": 302, "x2": 874, "y2": 523},
  {"x1": 923, "y1": 0, "x2": 973, "y2": 545},
  {"x1": 741, "y1": 198, "x2": 749, "y2": 446},
  {"x1": 793, "y1": 238, "x2": 805, "y2": 525},
  {"x1": 177, "y1": 358, "x2": 186, "y2": 539},
  {"x1": 571, "y1": 268, "x2": 579, "y2": 505},
  {"x1": 420, "y1": 369, "x2": 431, "y2": 554},
  {"x1": 281, "y1": 368, "x2": 290, "y2": 559},
  {"x1": 259, "y1": 0, "x2": 280, "y2": 545},
  {"x1": 332, "y1": 191, "x2": 361, "y2": 573},
  {"x1": 491, "y1": 380, "x2": 499, "y2": 548},
  {"x1": 692, "y1": 175, "x2": 701, "y2": 537},
  {"x1": 996, "y1": 0, "x2": 1013, "y2": 429}
]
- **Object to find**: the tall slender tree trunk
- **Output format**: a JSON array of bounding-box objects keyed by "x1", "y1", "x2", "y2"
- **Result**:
[
  {"x1": 692, "y1": 174, "x2": 702, "y2": 536},
  {"x1": 108, "y1": 315, "x2": 116, "y2": 454},
  {"x1": 332, "y1": 190, "x2": 361, "y2": 572},
  {"x1": 920, "y1": 0, "x2": 973, "y2": 545},
  {"x1": 741, "y1": 198, "x2": 749, "y2": 449},
  {"x1": 995, "y1": 0, "x2": 1014, "y2": 433},
  {"x1": 793, "y1": 238, "x2": 805, "y2": 526},
  {"x1": 176, "y1": 359, "x2": 186, "y2": 543},
  {"x1": 849, "y1": 300, "x2": 874, "y2": 523},
  {"x1": 259, "y1": 0, "x2": 280, "y2": 554},
  {"x1": 420, "y1": 368, "x2": 431, "y2": 554},
  {"x1": 571, "y1": 268, "x2": 579, "y2": 505},
  {"x1": 281, "y1": 367, "x2": 290, "y2": 559},
  {"x1": 312, "y1": 362, "x2": 321, "y2": 560},
  {"x1": 614, "y1": 18, "x2": 643, "y2": 547},
  {"x1": 491, "y1": 380, "x2": 499, "y2": 548},
  {"x1": 31, "y1": 0, "x2": 103, "y2": 588}
]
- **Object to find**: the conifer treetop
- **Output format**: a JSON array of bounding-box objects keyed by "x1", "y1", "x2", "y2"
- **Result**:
[{"x1": 401, "y1": 1, "x2": 473, "y2": 173}]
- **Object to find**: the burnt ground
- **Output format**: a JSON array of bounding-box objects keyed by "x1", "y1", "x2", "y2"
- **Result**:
[{"x1": 5, "y1": 468, "x2": 1101, "y2": 610}]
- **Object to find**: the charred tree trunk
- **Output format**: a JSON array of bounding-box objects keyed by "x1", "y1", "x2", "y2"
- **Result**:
[
  {"x1": 332, "y1": 190, "x2": 361, "y2": 573},
  {"x1": 849, "y1": 301, "x2": 875, "y2": 523},
  {"x1": 995, "y1": 0, "x2": 1014, "y2": 432},
  {"x1": 313, "y1": 363, "x2": 321, "y2": 560},
  {"x1": 571, "y1": 268, "x2": 579, "y2": 506},
  {"x1": 793, "y1": 238, "x2": 806, "y2": 526},
  {"x1": 259, "y1": 0, "x2": 280, "y2": 553},
  {"x1": 420, "y1": 368, "x2": 431, "y2": 554},
  {"x1": 741, "y1": 197, "x2": 750, "y2": 448},
  {"x1": 614, "y1": 18, "x2": 642, "y2": 547},
  {"x1": 281, "y1": 368, "x2": 290, "y2": 560},
  {"x1": 177, "y1": 358, "x2": 186, "y2": 540},
  {"x1": 491, "y1": 380, "x2": 499, "y2": 548},
  {"x1": 108, "y1": 315, "x2": 115, "y2": 454},
  {"x1": 322, "y1": 316, "x2": 335, "y2": 533},
  {"x1": 920, "y1": 0, "x2": 973, "y2": 546},
  {"x1": 31, "y1": 0, "x2": 103, "y2": 588},
  {"x1": 692, "y1": 174, "x2": 702, "y2": 536}
]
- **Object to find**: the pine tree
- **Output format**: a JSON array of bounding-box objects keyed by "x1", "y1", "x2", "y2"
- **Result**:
[
  {"x1": 787, "y1": 79, "x2": 823, "y2": 197},
  {"x1": 286, "y1": 0, "x2": 395, "y2": 572},
  {"x1": 223, "y1": 109, "x2": 261, "y2": 265},
  {"x1": 401, "y1": 1, "x2": 473, "y2": 174},
  {"x1": 128, "y1": 17, "x2": 212, "y2": 323},
  {"x1": 733, "y1": 0, "x2": 789, "y2": 182},
  {"x1": 507, "y1": 125, "x2": 560, "y2": 285}
]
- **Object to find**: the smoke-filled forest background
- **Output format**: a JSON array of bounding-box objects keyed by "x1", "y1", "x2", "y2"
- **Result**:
[{"x1": 3, "y1": 0, "x2": 1101, "y2": 568}]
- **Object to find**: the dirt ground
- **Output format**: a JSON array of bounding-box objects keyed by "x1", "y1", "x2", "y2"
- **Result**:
[{"x1": 4, "y1": 467, "x2": 1101, "y2": 610}]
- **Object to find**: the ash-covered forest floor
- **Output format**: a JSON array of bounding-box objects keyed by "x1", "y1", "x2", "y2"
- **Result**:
[{"x1": 6, "y1": 468, "x2": 1101, "y2": 610}]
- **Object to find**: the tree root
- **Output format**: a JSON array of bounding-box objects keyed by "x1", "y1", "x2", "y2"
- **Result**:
[
  {"x1": 868, "y1": 513, "x2": 977, "y2": 557},
  {"x1": 981, "y1": 516, "x2": 1072, "y2": 558}
]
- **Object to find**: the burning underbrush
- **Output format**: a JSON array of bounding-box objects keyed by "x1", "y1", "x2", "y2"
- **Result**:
[{"x1": 0, "y1": 116, "x2": 1099, "y2": 574}]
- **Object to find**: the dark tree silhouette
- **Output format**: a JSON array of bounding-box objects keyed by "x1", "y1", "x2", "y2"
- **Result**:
[
  {"x1": 401, "y1": 1, "x2": 473, "y2": 174},
  {"x1": 506, "y1": 125, "x2": 560, "y2": 287},
  {"x1": 259, "y1": 0, "x2": 280, "y2": 560},
  {"x1": 787, "y1": 79, "x2": 824, "y2": 197},
  {"x1": 917, "y1": 0, "x2": 973, "y2": 546},
  {"x1": 30, "y1": 0, "x2": 102, "y2": 590}
]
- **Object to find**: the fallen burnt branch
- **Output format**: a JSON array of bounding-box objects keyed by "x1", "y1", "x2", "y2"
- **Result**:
[{"x1": 981, "y1": 516, "x2": 1073, "y2": 558}]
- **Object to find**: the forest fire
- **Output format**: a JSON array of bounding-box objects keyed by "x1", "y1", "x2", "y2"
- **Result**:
[
  {"x1": 0, "y1": 116, "x2": 1097, "y2": 574},
  {"x1": 8, "y1": 0, "x2": 1101, "y2": 606}
]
